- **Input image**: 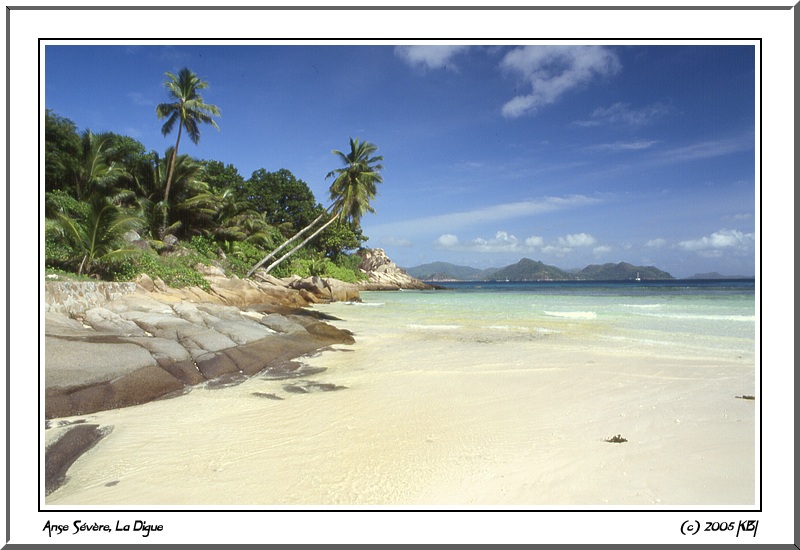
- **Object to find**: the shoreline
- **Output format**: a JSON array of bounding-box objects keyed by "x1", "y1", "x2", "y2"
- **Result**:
[{"x1": 45, "y1": 285, "x2": 756, "y2": 506}]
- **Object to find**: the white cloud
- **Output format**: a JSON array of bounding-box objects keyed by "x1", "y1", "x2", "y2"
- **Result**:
[
  {"x1": 369, "y1": 195, "x2": 599, "y2": 238},
  {"x1": 436, "y1": 234, "x2": 460, "y2": 247},
  {"x1": 435, "y1": 230, "x2": 549, "y2": 254},
  {"x1": 394, "y1": 45, "x2": 470, "y2": 70},
  {"x1": 589, "y1": 140, "x2": 659, "y2": 152},
  {"x1": 525, "y1": 236, "x2": 544, "y2": 247},
  {"x1": 659, "y1": 137, "x2": 752, "y2": 163},
  {"x1": 558, "y1": 233, "x2": 596, "y2": 247},
  {"x1": 593, "y1": 245, "x2": 612, "y2": 256},
  {"x1": 500, "y1": 45, "x2": 621, "y2": 118},
  {"x1": 678, "y1": 229, "x2": 754, "y2": 257},
  {"x1": 576, "y1": 101, "x2": 672, "y2": 127},
  {"x1": 646, "y1": 238, "x2": 667, "y2": 248}
]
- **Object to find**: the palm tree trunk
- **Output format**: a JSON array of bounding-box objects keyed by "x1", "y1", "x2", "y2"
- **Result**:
[
  {"x1": 264, "y1": 214, "x2": 340, "y2": 274},
  {"x1": 160, "y1": 125, "x2": 182, "y2": 239},
  {"x1": 246, "y1": 211, "x2": 328, "y2": 277}
]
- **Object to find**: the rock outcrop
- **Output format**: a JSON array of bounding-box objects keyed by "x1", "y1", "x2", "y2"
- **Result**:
[
  {"x1": 356, "y1": 248, "x2": 434, "y2": 290},
  {"x1": 44, "y1": 269, "x2": 361, "y2": 420}
]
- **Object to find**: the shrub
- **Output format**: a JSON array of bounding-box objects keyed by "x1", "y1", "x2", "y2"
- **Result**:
[{"x1": 108, "y1": 251, "x2": 210, "y2": 291}]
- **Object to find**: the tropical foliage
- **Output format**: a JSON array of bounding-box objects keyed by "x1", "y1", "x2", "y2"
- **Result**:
[
  {"x1": 248, "y1": 137, "x2": 382, "y2": 275},
  {"x1": 45, "y1": 70, "x2": 377, "y2": 287}
]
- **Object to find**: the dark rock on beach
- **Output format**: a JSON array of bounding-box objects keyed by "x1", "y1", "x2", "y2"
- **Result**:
[
  {"x1": 283, "y1": 380, "x2": 348, "y2": 394},
  {"x1": 45, "y1": 424, "x2": 112, "y2": 495}
]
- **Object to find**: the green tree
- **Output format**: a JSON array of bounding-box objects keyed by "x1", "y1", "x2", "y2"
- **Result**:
[
  {"x1": 132, "y1": 148, "x2": 210, "y2": 240},
  {"x1": 45, "y1": 110, "x2": 81, "y2": 194},
  {"x1": 239, "y1": 168, "x2": 319, "y2": 235},
  {"x1": 248, "y1": 137, "x2": 383, "y2": 276},
  {"x1": 155, "y1": 67, "x2": 221, "y2": 214},
  {"x1": 200, "y1": 160, "x2": 245, "y2": 193},
  {"x1": 50, "y1": 194, "x2": 143, "y2": 276}
]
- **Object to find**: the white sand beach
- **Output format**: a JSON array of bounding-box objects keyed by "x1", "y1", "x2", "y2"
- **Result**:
[{"x1": 45, "y1": 292, "x2": 756, "y2": 507}]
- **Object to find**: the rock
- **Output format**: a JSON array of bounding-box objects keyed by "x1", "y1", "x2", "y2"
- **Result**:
[
  {"x1": 357, "y1": 248, "x2": 433, "y2": 290},
  {"x1": 259, "y1": 313, "x2": 307, "y2": 334},
  {"x1": 304, "y1": 322, "x2": 356, "y2": 345},
  {"x1": 45, "y1": 424, "x2": 112, "y2": 495},
  {"x1": 44, "y1": 266, "x2": 359, "y2": 418},
  {"x1": 83, "y1": 307, "x2": 149, "y2": 336},
  {"x1": 250, "y1": 270, "x2": 291, "y2": 288},
  {"x1": 323, "y1": 278, "x2": 361, "y2": 302},
  {"x1": 283, "y1": 380, "x2": 347, "y2": 393},
  {"x1": 258, "y1": 360, "x2": 327, "y2": 380},
  {"x1": 163, "y1": 234, "x2": 179, "y2": 249},
  {"x1": 195, "y1": 263, "x2": 226, "y2": 277},
  {"x1": 135, "y1": 273, "x2": 155, "y2": 292},
  {"x1": 153, "y1": 277, "x2": 168, "y2": 292}
]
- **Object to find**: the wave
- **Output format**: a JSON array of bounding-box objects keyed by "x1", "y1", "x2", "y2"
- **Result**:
[
  {"x1": 630, "y1": 312, "x2": 755, "y2": 322},
  {"x1": 621, "y1": 304, "x2": 663, "y2": 309},
  {"x1": 346, "y1": 301, "x2": 384, "y2": 307},
  {"x1": 407, "y1": 324, "x2": 462, "y2": 331},
  {"x1": 543, "y1": 311, "x2": 597, "y2": 320}
]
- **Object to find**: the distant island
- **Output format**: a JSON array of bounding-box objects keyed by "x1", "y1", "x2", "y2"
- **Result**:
[{"x1": 405, "y1": 259, "x2": 755, "y2": 282}]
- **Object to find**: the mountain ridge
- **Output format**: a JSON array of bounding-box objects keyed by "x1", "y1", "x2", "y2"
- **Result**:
[{"x1": 404, "y1": 258, "x2": 677, "y2": 281}]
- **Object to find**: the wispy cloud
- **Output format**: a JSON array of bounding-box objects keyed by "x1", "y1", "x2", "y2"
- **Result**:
[
  {"x1": 500, "y1": 45, "x2": 621, "y2": 118},
  {"x1": 588, "y1": 140, "x2": 659, "y2": 152},
  {"x1": 371, "y1": 195, "x2": 600, "y2": 238},
  {"x1": 394, "y1": 45, "x2": 471, "y2": 70},
  {"x1": 381, "y1": 237, "x2": 413, "y2": 248},
  {"x1": 658, "y1": 136, "x2": 752, "y2": 163},
  {"x1": 575, "y1": 101, "x2": 673, "y2": 127},
  {"x1": 678, "y1": 229, "x2": 754, "y2": 257},
  {"x1": 646, "y1": 238, "x2": 667, "y2": 248}
]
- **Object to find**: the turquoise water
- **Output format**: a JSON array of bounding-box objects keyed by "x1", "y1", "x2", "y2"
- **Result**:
[{"x1": 349, "y1": 279, "x2": 757, "y2": 362}]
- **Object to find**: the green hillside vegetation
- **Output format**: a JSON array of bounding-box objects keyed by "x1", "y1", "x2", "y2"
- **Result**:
[
  {"x1": 404, "y1": 262, "x2": 499, "y2": 281},
  {"x1": 406, "y1": 259, "x2": 676, "y2": 282},
  {"x1": 44, "y1": 68, "x2": 380, "y2": 287},
  {"x1": 488, "y1": 258, "x2": 574, "y2": 281},
  {"x1": 576, "y1": 262, "x2": 674, "y2": 281}
]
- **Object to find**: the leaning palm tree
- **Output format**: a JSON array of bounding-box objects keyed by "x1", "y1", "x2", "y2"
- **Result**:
[
  {"x1": 247, "y1": 138, "x2": 383, "y2": 276},
  {"x1": 155, "y1": 67, "x2": 220, "y2": 217}
]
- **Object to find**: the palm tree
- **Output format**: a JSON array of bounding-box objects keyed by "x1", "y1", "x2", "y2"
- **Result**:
[
  {"x1": 51, "y1": 194, "x2": 143, "y2": 276},
  {"x1": 155, "y1": 67, "x2": 220, "y2": 222},
  {"x1": 72, "y1": 130, "x2": 128, "y2": 201},
  {"x1": 247, "y1": 138, "x2": 383, "y2": 276}
]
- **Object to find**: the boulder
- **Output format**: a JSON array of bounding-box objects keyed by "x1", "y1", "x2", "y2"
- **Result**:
[
  {"x1": 357, "y1": 248, "x2": 433, "y2": 290},
  {"x1": 135, "y1": 273, "x2": 155, "y2": 292}
]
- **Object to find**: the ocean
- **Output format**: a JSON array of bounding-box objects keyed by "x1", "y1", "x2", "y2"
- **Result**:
[
  {"x1": 45, "y1": 279, "x2": 757, "y2": 507},
  {"x1": 345, "y1": 279, "x2": 757, "y2": 363}
]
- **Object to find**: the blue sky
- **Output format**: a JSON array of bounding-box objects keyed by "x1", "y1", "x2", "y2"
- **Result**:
[{"x1": 45, "y1": 43, "x2": 756, "y2": 278}]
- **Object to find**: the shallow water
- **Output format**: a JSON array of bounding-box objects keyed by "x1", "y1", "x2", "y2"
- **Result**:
[{"x1": 45, "y1": 281, "x2": 757, "y2": 506}]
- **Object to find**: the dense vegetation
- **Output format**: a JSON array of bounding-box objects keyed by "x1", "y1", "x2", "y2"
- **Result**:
[{"x1": 45, "y1": 69, "x2": 375, "y2": 287}]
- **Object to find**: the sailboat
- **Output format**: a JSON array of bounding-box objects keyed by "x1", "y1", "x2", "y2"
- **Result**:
[{"x1": 635, "y1": 271, "x2": 641, "y2": 281}]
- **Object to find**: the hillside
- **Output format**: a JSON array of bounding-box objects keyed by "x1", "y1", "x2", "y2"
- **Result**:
[
  {"x1": 406, "y1": 258, "x2": 677, "y2": 282},
  {"x1": 404, "y1": 262, "x2": 498, "y2": 281},
  {"x1": 487, "y1": 258, "x2": 573, "y2": 281},
  {"x1": 576, "y1": 262, "x2": 674, "y2": 281}
]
